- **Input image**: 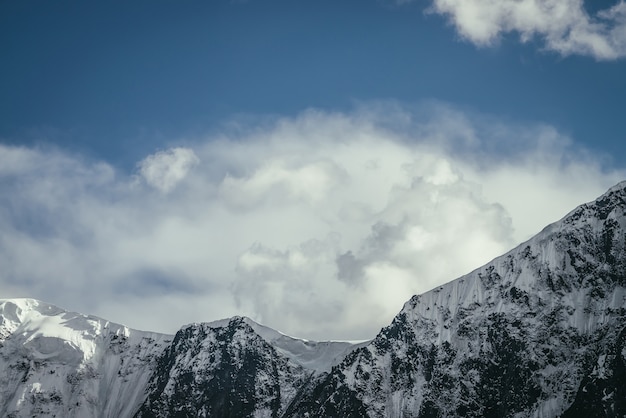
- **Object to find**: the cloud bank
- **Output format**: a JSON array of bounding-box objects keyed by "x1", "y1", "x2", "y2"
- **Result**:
[
  {"x1": 426, "y1": 0, "x2": 626, "y2": 60},
  {"x1": 1, "y1": 103, "x2": 623, "y2": 340}
]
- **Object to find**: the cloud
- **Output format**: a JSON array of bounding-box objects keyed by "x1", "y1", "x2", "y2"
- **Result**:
[
  {"x1": 137, "y1": 147, "x2": 199, "y2": 193},
  {"x1": 426, "y1": 0, "x2": 626, "y2": 60},
  {"x1": 0, "y1": 104, "x2": 624, "y2": 340},
  {"x1": 220, "y1": 159, "x2": 345, "y2": 210}
]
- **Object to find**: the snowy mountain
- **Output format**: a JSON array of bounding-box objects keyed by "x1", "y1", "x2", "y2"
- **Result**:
[
  {"x1": 2, "y1": 182, "x2": 626, "y2": 417},
  {"x1": 287, "y1": 181, "x2": 626, "y2": 417},
  {"x1": 0, "y1": 298, "x2": 171, "y2": 417},
  {"x1": 135, "y1": 317, "x2": 367, "y2": 418},
  {"x1": 0, "y1": 301, "x2": 362, "y2": 417}
]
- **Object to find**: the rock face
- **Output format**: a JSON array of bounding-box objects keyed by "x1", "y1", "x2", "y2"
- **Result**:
[
  {"x1": 135, "y1": 318, "x2": 309, "y2": 418},
  {"x1": 2, "y1": 182, "x2": 626, "y2": 417}
]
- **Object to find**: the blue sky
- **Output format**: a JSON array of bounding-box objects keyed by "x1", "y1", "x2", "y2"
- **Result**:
[
  {"x1": 1, "y1": 0, "x2": 626, "y2": 339},
  {"x1": 3, "y1": 0, "x2": 625, "y2": 165}
]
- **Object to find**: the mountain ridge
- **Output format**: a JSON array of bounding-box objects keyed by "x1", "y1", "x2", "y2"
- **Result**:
[
  {"x1": 286, "y1": 181, "x2": 626, "y2": 417},
  {"x1": 0, "y1": 299, "x2": 364, "y2": 417},
  {"x1": 2, "y1": 182, "x2": 626, "y2": 417}
]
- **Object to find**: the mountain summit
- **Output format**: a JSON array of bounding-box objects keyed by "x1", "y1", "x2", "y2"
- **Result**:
[{"x1": 2, "y1": 183, "x2": 626, "y2": 417}]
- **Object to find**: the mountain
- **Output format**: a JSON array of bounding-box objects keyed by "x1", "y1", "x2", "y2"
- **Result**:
[
  {"x1": 286, "y1": 181, "x2": 626, "y2": 417},
  {"x1": 0, "y1": 301, "x2": 361, "y2": 417},
  {"x1": 2, "y1": 182, "x2": 626, "y2": 417},
  {"x1": 0, "y1": 298, "x2": 171, "y2": 417},
  {"x1": 135, "y1": 318, "x2": 366, "y2": 418}
]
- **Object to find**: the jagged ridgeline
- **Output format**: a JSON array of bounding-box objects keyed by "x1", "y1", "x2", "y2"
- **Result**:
[{"x1": 2, "y1": 182, "x2": 626, "y2": 417}]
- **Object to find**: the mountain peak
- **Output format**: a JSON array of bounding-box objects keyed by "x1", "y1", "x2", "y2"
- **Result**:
[
  {"x1": 201, "y1": 315, "x2": 365, "y2": 372},
  {"x1": 603, "y1": 179, "x2": 626, "y2": 195},
  {"x1": 556, "y1": 181, "x2": 626, "y2": 226}
]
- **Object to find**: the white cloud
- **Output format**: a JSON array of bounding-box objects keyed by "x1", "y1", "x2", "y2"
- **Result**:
[
  {"x1": 220, "y1": 159, "x2": 345, "y2": 210},
  {"x1": 0, "y1": 104, "x2": 624, "y2": 340},
  {"x1": 137, "y1": 147, "x2": 199, "y2": 193},
  {"x1": 426, "y1": 0, "x2": 626, "y2": 60}
]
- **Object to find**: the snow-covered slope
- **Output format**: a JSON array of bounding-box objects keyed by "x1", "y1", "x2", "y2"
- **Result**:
[{"x1": 0, "y1": 298, "x2": 171, "y2": 418}]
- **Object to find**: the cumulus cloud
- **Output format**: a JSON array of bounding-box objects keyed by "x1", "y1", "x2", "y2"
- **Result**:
[
  {"x1": 0, "y1": 104, "x2": 624, "y2": 340},
  {"x1": 426, "y1": 0, "x2": 626, "y2": 60},
  {"x1": 137, "y1": 147, "x2": 199, "y2": 193}
]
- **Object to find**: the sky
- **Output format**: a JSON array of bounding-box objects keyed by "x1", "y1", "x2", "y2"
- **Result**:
[{"x1": 1, "y1": 0, "x2": 626, "y2": 340}]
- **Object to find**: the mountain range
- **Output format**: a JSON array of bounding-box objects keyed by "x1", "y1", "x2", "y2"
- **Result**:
[{"x1": 2, "y1": 182, "x2": 626, "y2": 417}]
